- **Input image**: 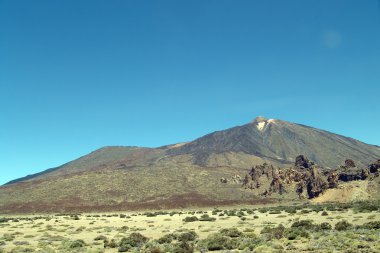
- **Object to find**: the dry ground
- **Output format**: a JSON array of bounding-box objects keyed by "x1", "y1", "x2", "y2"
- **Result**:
[{"x1": 1, "y1": 204, "x2": 380, "y2": 252}]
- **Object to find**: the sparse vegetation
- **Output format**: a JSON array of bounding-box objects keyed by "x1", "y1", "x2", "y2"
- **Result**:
[{"x1": 0, "y1": 202, "x2": 379, "y2": 252}]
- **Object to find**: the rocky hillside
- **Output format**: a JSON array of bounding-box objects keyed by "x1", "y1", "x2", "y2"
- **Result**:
[{"x1": 1, "y1": 117, "x2": 379, "y2": 213}]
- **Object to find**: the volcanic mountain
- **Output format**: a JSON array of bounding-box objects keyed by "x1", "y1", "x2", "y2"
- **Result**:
[{"x1": 1, "y1": 117, "x2": 379, "y2": 213}]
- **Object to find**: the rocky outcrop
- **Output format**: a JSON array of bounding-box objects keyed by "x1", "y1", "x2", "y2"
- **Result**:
[
  {"x1": 242, "y1": 156, "x2": 379, "y2": 200},
  {"x1": 327, "y1": 171, "x2": 339, "y2": 188},
  {"x1": 344, "y1": 159, "x2": 356, "y2": 168},
  {"x1": 242, "y1": 156, "x2": 327, "y2": 199},
  {"x1": 369, "y1": 160, "x2": 380, "y2": 174},
  {"x1": 334, "y1": 159, "x2": 371, "y2": 182},
  {"x1": 337, "y1": 167, "x2": 369, "y2": 182},
  {"x1": 306, "y1": 166, "x2": 328, "y2": 198},
  {"x1": 293, "y1": 165, "x2": 328, "y2": 199},
  {"x1": 295, "y1": 155, "x2": 314, "y2": 169}
]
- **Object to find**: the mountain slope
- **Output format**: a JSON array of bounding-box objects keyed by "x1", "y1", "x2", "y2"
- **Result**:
[
  {"x1": 5, "y1": 146, "x2": 164, "y2": 185},
  {"x1": 1, "y1": 117, "x2": 379, "y2": 213},
  {"x1": 168, "y1": 117, "x2": 380, "y2": 168}
]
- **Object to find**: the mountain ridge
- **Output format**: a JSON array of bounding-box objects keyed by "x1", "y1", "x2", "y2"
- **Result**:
[{"x1": 5, "y1": 117, "x2": 380, "y2": 185}]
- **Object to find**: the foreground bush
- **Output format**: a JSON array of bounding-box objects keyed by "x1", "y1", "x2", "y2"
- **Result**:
[
  {"x1": 319, "y1": 222, "x2": 332, "y2": 230},
  {"x1": 105, "y1": 238, "x2": 118, "y2": 248},
  {"x1": 119, "y1": 233, "x2": 149, "y2": 252},
  {"x1": 171, "y1": 242, "x2": 194, "y2": 253},
  {"x1": 291, "y1": 220, "x2": 315, "y2": 230},
  {"x1": 219, "y1": 228, "x2": 243, "y2": 238},
  {"x1": 261, "y1": 224, "x2": 285, "y2": 239},
  {"x1": 177, "y1": 231, "x2": 198, "y2": 242},
  {"x1": 157, "y1": 234, "x2": 174, "y2": 244},
  {"x1": 69, "y1": 239, "x2": 86, "y2": 249},
  {"x1": 199, "y1": 233, "x2": 237, "y2": 251},
  {"x1": 0, "y1": 218, "x2": 9, "y2": 223},
  {"x1": 286, "y1": 227, "x2": 310, "y2": 240},
  {"x1": 335, "y1": 220, "x2": 352, "y2": 231},
  {"x1": 360, "y1": 221, "x2": 380, "y2": 229}
]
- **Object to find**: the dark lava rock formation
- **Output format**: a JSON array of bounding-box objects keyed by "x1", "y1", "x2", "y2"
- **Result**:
[{"x1": 241, "y1": 155, "x2": 380, "y2": 199}]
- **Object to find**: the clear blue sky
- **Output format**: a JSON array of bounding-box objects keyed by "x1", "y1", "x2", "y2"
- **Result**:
[{"x1": 1, "y1": 0, "x2": 380, "y2": 185}]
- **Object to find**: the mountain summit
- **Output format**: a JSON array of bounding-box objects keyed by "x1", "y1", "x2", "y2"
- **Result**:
[
  {"x1": 1, "y1": 117, "x2": 379, "y2": 213},
  {"x1": 167, "y1": 117, "x2": 380, "y2": 168}
]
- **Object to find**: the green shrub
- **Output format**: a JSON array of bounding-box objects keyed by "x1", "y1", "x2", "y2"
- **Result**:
[
  {"x1": 284, "y1": 207, "x2": 297, "y2": 214},
  {"x1": 105, "y1": 239, "x2": 118, "y2": 248},
  {"x1": 219, "y1": 228, "x2": 243, "y2": 238},
  {"x1": 237, "y1": 236, "x2": 262, "y2": 251},
  {"x1": 353, "y1": 201, "x2": 380, "y2": 212},
  {"x1": 182, "y1": 216, "x2": 198, "y2": 222},
  {"x1": 0, "y1": 218, "x2": 9, "y2": 223},
  {"x1": 258, "y1": 208, "x2": 268, "y2": 213},
  {"x1": 360, "y1": 221, "x2": 380, "y2": 229},
  {"x1": 260, "y1": 224, "x2": 285, "y2": 239},
  {"x1": 145, "y1": 247, "x2": 163, "y2": 253},
  {"x1": 286, "y1": 228, "x2": 310, "y2": 240},
  {"x1": 335, "y1": 220, "x2": 352, "y2": 231},
  {"x1": 144, "y1": 212, "x2": 157, "y2": 217},
  {"x1": 269, "y1": 210, "x2": 282, "y2": 214},
  {"x1": 118, "y1": 245, "x2": 129, "y2": 252},
  {"x1": 199, "y1": 214, "x2": 216, "y2": 222},
  {"x1": 69, "y1": 239, "x2": 85, "y2": 248},
  {"x1": 226, "y1": 210, "x2": 237, "y2": 216},
  {"x1": 72, "y1": 215, "x2": 80, "y2": 220},
  {"x1": 291, "y1": 220, "x2": 315, "y2": 230},
  {"x1": 311, "y1": 206, "x2": 324, "y2": 213},
  {"x1": 2, "y1": 234, "x2": 15, "y2": 241},
  {"x1": 321, "y1": 211, "x2": 329, "y2": 216},
  {"x1": 203, "y1": 234, "x2": 237, "y2": 251},
  {"x1": 119, "y1": 233, "x2": 149, "y2": 250},
  {"x1": 319, "y1": 222, "x2": 332, "y2": 230},
  {"x1": 177, "y1": 231, "x2": 198, "y2": 242},
  {"x1": 158, "y1": 234, "x2": 174, "y2": 244},
  {"x1": 172, "y1": 242, "x2": 194, "y2": 253}
]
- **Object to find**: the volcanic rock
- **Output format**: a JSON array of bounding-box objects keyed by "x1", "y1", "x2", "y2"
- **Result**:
[
  {"x1": 369, "y1": 160, "x2": 380, "y2": 174},
  {"x1": 344, "y1": 159, "x2": 356, "y2": 168},
  {"x1": 295, "y1": 155, "x2": 314, "y2": 169}
]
